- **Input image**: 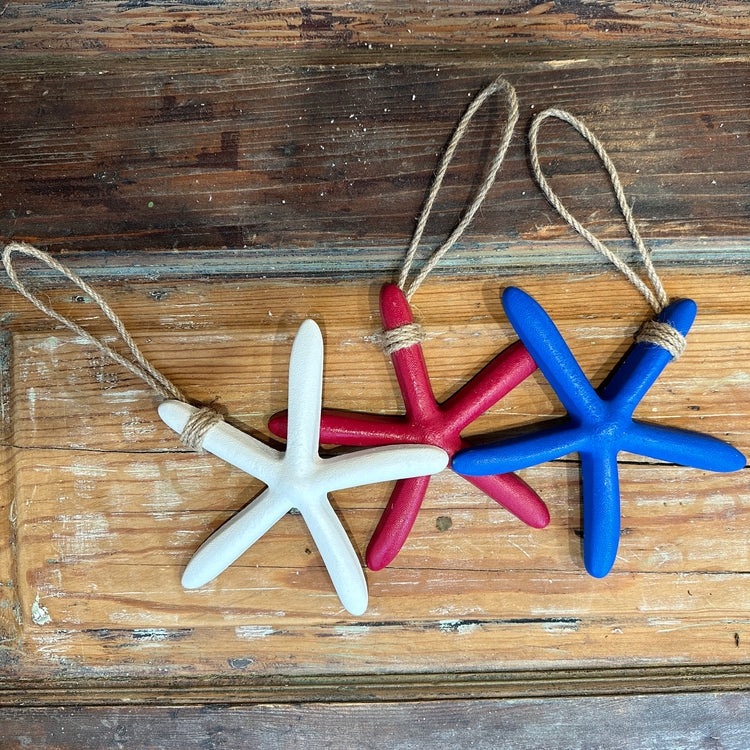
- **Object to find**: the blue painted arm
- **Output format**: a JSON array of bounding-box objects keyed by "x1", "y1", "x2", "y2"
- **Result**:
[
  {"x1": 623, "y1": 420, "x2": 746, "y2": 472},
  {"x1": 452, "y1": 422, "x2": 585, "y2": 475},
  {"x1": 502, "y1": 287, "x2": 601, "y2": 419},
  {"x1": 581, "y1": 450, "x2": 621, "y2": 579},
  {"x1": 602, "y1": 298, "x2": 697, "y2": 413}
]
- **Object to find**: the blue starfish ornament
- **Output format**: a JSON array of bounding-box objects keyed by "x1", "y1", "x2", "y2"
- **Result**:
[{"x1": 453, "y1": 286, "x2": 746, "y2": 578}]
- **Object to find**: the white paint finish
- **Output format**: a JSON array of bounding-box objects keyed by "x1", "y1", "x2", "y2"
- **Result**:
[
  {"x1": 28, "y1": 630, "x2": 77, "y2": 659},
  {"x1": 62, "y1": 462, "x2": 115, "y2": 479},
  {"x1": 54, "y1": 513, "x2": 111, "y2": 558},
  {"x1": 131, "y1": 628, "x2": 172, "y2": 644},
  {"x1": 118, "y1": 413, "x2": 158, "y2": 442},
  {"x1": 25, "y1": 386, "x2": 36, "y2": 424},
  {"x1": 158, "y1": 319, "x2": 448, "y2": 616},
  {"x1": 235, "y1": 625, "x2": 277, "y2": 640},
  {"x1": 430, "y1": 605, "x2": 487, "y2": 617},
  {"x1": 108, "y1": 610, "x2": 183, "y2": 626},
  {"x1": 124, "y1": 461, "x2": 164, "y2": 481},
  {"x1": 30, "y1": 335, "x2": 63, "y2": 356},
  {"x1": 31, "y1": 593, "x2": 52, "y2": 625},
  {"x1": 142, "y1": 481, "x2": 185, "y2": 512},
  {"x1": 438, "y1": 619, "x2": 481, "y2": 636},
  {"x1": 99, "y1": 388, "x2": 149, "y2": 404},
  {"x1": 507, "y1": 538, "x2": 532, "y2": 558},
  {"x1": 333, "y1": 625, "x2": 372, "y2": 640},
  {"x1": 644, "y1": 543, "x2": 684, "y2": 569},
  {"x1": 542, "y1": 621, "x2": 580, "y2": 634}
]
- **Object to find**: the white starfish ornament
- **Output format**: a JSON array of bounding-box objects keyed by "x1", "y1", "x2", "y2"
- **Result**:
[{"x1": 158, "y1": 319, "x2": 449, "y2": 616}]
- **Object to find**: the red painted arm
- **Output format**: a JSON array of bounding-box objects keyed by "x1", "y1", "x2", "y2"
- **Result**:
[
  {"x1": 441, "y1": 340, "x2": 537, "y2": 434},
  {"x1": 365, "y1": 475, "x2": 432, "y2": 570},
  {"x1": 380, "y1": 284, "x2": 439, "y2": 423},
  {"x1": 459, "y1": 470, "x2": 550, "y2": 528},
  {"x1": 268, "y1": 408, "x2": 415, "y2": 446}
]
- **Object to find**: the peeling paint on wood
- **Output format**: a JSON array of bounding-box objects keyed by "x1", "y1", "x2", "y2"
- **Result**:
[{"x1": 31, "y1": 595, "x2": 51, "y2": 626}]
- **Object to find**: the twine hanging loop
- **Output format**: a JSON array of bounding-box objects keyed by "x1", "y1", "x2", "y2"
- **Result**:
[
  {"x1": 399, "y1": 75, "x2": 519, "y2": 301},
  {"x1": 384, "y1": 75, "x2": 519, "y2": 356},
  {"x1": 528, "y1": 108, "x2": 685, "y2": 358},
  {"x1": 1, "y1": 241, "x2": 222, "y2": 450}
]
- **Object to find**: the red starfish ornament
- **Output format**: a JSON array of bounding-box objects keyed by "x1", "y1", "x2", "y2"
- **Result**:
[{"x1": 268, "y1": 283, "x2": 550, "y2": 570}]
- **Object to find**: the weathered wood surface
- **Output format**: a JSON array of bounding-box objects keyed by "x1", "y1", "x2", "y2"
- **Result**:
[
  {"x1": 2, "y1": 0, "x2": 750, "y2": 53},
  {"x1": 1, "y1": 4, "x2": 750, "y2": 741},
  {"x1": 3, "y1": 692, "x2": 750, "y2": 750},
  {"x1": 0, "y1": 273, "x2": 747, "y2": 692},
  {"x1": 1, "y1": 50, "x2": 748, "y2": 273}
]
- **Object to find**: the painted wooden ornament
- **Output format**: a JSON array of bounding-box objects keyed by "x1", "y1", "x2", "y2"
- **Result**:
[
  {"x1": 453, "y1": 286, "x2": 746, "y2": 578},
  {"x1": 269, "y1": 283, "x2": 549, "y2": 570},
  {"x1": 454, "y1": 108, "x2": 746, "y2": 578},
  {"x1": 159, "y1": 319, "x2": 449, "y2": 616}
]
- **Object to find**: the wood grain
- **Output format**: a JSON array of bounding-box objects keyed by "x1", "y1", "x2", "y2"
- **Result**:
[
  {"x1": 1, "y1": 50, "x2": 748, "y2": 274},
  {"x1": 2, "y1": 692, "x2": 750, "y2": 750},
  {"x1": 2, "y1": 1, "x2": 750, "y2": 54},
  {"x1": 0, "y1": 274, "x2": 747, "y2": 686},
  {"x1": 1, "y1": 3, "x2": 750, "y2": 730}
]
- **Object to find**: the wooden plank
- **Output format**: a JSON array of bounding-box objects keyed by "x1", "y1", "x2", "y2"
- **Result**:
[
  {"x1": 2, "y1": 1, "x2": 750, "y2": 54},
  {"x1": 0, "y1": 49, "x2": 748, "y2": 273},
  {"x1": 0, "y1": 273, "x2": 747, "y2": 683},
  {"x1": 2, "y1": 9, "x2": 749, "y2": 719},
  {"x1": 2, "y1": 692, "x2": 750, "y2": 750}
]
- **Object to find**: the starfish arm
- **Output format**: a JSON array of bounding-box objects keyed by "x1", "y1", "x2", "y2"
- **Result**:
[
  {"x1": 298, "y1": 495, "x2": 368, "y2": 616},
  {"x1": 602, "y1": 299, "x2": 698, "y2": 413},
  {"x1": 158, "y1": 400, "x2": 282, "y2": 486},
  {"x1": 366, "y1": 476, "x2": 431, "y2": 570},
  {"x1": 502, "y1": 287, "x2": 601, "y2": 419},
  {"x1": 461, "y1": 472, "x2": 550, "y2": 528},
  {"x1": 441, "y1": 340, "x2": 538, "y2": 433},
  {"x1": 320, "y1": 410, "x2": 416, "y2": 445},
  {"x1": 453, "y1": 422, "x2": 585, "y2": 475},
  {"x1": 181, "y1": 488, "x2": 289, "y2": 589},
  {"x1": 284, "y1": 319, "x2": 325, "y2": 463},
  {"x1": 268, "y1": 408, "x2": 415, "y2": 447},
  {"x1": 380, "y1": 284, "x2": 439, "y2": 421},
  {"x1": 622, "y1": 420, "x2": 746, "y2": 472},
  {"x1": 316, "y1": 444, "x2": 449, "y2": 493},
  {"x1": 581, "y1": 450, "x2": 621, "y2": 579},
  {"x1": 391, "y1": 342, "x2": 440, "y2": 422}
]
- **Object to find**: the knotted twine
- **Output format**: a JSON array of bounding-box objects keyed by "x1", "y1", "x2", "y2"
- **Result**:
[
  {"x1": 528, "y1": 108, "x2": 686, "y2": 358},
  {"x1": 382, "y1": 75, "x2": 519, "y2": 356},
  {"x1": 1, "y1": 242, "x2": 223, "y2": 450}
]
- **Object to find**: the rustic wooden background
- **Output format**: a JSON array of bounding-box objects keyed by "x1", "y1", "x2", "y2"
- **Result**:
[{"x1": 1, "y1": 1, "x2": 749, "y2": 748}]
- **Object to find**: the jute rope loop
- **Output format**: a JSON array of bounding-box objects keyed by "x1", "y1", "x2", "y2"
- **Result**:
[
  {"x1": 178, "y1": 405, "x2": 224, "y2": 450},
  {"x1": 1, "y1": 241, "x2": 222, "y2": 450},
  {"x1": 528, "y1": 108, "x2": 686, "y2": 359},
  {"x1": 387, "y1": 75, "x2": 519, "y2": 355}
]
